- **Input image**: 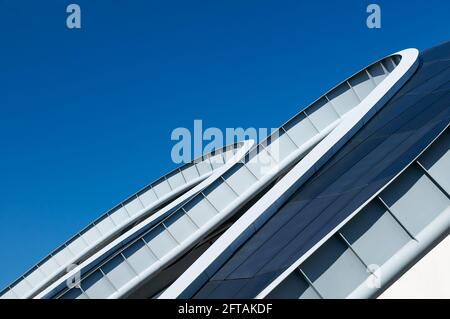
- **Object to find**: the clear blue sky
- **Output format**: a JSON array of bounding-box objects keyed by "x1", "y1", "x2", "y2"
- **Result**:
[{"x1": 0, "y1": 0, "x2": 449, "y2": 289}]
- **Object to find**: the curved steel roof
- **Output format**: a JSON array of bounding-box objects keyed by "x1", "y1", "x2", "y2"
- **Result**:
[
  {"x1": 6, "y1": 40, "x2": 450, "y2": 300},
  {"x1": 187, "y1": 41, "x2": 450, "y2": 299}
]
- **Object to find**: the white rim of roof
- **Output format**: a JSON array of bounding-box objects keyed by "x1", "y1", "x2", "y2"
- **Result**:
[
  {"x1": 1, "y1": 141, "x2": 247, "y2": 299},
  {"x1": 160, "y1": 48, "x2": 420, "y2": 299}
]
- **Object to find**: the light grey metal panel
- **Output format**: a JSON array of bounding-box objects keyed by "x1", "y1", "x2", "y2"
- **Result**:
[
  {"x1": 53, "y1": 248, "x2": 74, "y2": 267},
  {"x1": 298, "y1": 286, "x2": 322, "y2": 299},
  {"x1": 367, "y1": 62, "x2": 387, "y2": 85},
  {"x1": 283, "y1": 113, "x2": 318, "y2": 147},
  {"x1": 245, "y1": 148, "x2": 278, "y2": 180},
  {"x1": 95, "y1": 215, "x2": 117, "y2": 235},
  {"x1": 340, "y1": 200, "x2": 410, "y2": 267},
  {"x1": 210, "y1": 154, "x2": 225, "y2": 169},
  {"x1": 81, "y1": 270, "x2": 116, "y2": 299},
  {"x1": 418, "y1": 131, "x2": 450, "y2": 194},
  {"x1": 109, "y1": 207, "x2": 130, "y2": 226},
  {"x1": 299, "y1": 236, "x2": 367, "y2": 298},
  {"x1": 167, "y1": 172, "x2": 186, "y2": 191},
  {"x1": 203, "y1": 179, "x2": 238, "y2": 212},
  {"x1": 152, "y1": 180, "x2": 173, "y2": 199},
  {"x1": 39, "y1": 257, "x2": 60, "y2": 277},
  {"x1": 327, "y1": 82, "x2": 360, "y2": 116},
  {"x1": 122, "y1": 240, "x2": 158, "y2": 274},
  {"x1": 124, "y1": 197, "x2": 144, "y2": 216},
  {"x1": 349, "y1": 71, "x2": 376, "y2": 100},
  {"x1": 11, "y1": 280, "x2": 32, "y2": 298},
  {"x1": 185, "y1": 195, "x2": 218, "y2": 227},
  {"x1": 25, "y1": 268, "x2": 46, "y2": 288},
  {"x1": 81, "y1": 226, "x2": 103, "y2": 245},
  {"x1": 223, "y1": 164, "x2": 258, "y2": 195},
  {"x1": 164, "y1": 211, "x2": 199, "y2": 243},
  {"x1": 0, "y1": 290, "x2": 17, "y2": 299},
  {"x1": 380, "y1": 165, "x2": 450, "y2": 236},
  {"x1": 75, "y1": 292, "x2": 88, "y2": 299},
  {"x1": 304, "y1": 97, "x2": 340, "y2": 131},
  {"x1": 144, "y1": 225, "x2": 179, "y2": 259},
  {"x1": 137, "y1": 188, "x2": 158, "y2": 207},
  {"x1": 196, "y1": 161, "x2": 213, "y2": 176},
  {"x1": 102, "y1": 255, "x2": 136, "y2": 290},
  {"x1": 265, "y1": 130, "x2": 299, "y2": 161},
  {"x1": 181, "y1": 164, "x2": 200, "y2": 182},
  {"x1": 222, "y1": 149, "x2": 236, "y2": 163}
]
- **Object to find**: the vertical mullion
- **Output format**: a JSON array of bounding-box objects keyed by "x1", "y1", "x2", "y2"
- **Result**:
[
  {"x1": 297, "y1": 268, "x2": 323, "y2": 299},
  {"x1": 415, "y1": 160, "x2": 450, "y2": 199},
  {"x1": 377, "y1": 196, "x2": 418, "y2": 242}
]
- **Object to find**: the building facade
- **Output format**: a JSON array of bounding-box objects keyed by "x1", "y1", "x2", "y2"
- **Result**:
[{"x1": 2, "y1": 41, "x2": 450, "y2": 299}]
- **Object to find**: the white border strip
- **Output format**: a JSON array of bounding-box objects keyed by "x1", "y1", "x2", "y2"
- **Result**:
[{"x1": 160, "y1": 48, "x2": 419, "y2": 299}]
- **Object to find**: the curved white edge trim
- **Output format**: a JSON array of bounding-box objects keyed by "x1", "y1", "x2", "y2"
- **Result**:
[
  {"x1": 34, "y1": 139, "x2": 255, "y2": 299},
  {"x1": 160, "y1": 48, "x2": 420, "y2": 299}
]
